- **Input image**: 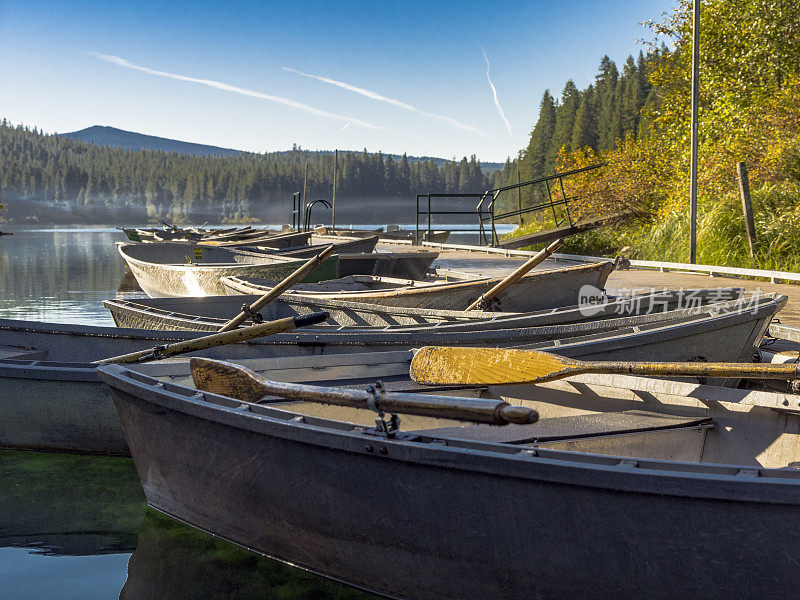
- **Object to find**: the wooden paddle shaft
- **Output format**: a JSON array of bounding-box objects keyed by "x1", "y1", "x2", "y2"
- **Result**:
[
  {"x1": 465, "y1": 238, "x2": 564, "y2": 311},
  {"x1": 190, "y1": 357, "x2": 538, "y2": 425},
  {"x1": 218, "y1": 244, "x2": 337, "y2": 332},
  {"x1": 95, "y1": 312, "x2": 329, "y2": 364},
  {"x1": 588, "y1": 360, "x2": 800, "y2": 380}
]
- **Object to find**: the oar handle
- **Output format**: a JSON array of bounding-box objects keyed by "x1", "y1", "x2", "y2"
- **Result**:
[
  {"x1": 218, "y1": 244, "x2": 337, "y2": 332},
  {"x1": 465, "y1": 238, "x2": 564, "y2": 311},
  {"x1": 597, "y1": 360, "x2": 800, "y2": 380},
  {"x1": 190, "y1": 358, "x2": 539, "y2": 425},
  {"x1": 95, "y1": 312, "x2": 329, "y2": 364}
]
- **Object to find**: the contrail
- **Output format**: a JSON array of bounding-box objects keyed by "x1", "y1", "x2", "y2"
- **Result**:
[
  {"x1": 482, "y1": 49, "x2": 512, "y2": 134},
  {"x1": 339, "y1": 122, "x2": 351, "y2": 132},
  {"x1": 91, "y1": 53, "x2": 385, "y2": 130},
  {"x1": 283, "y1": 66, "x2": 484, "y2": 135}
]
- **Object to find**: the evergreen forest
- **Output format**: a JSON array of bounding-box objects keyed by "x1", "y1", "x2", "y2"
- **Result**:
[{"x1": 0, "y1": 122, "x2": 490, "y2": 223}]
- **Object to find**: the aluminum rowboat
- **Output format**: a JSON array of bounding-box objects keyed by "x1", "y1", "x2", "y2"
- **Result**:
[
  {"x1": 223, "y1": 260, "x2": 615, "y2": 312},
  {"x1": 102, "y1": 288, "x2": 741, "y2": 331},
  {"x1": 117, "y1": 242, "x2": 331, "y2": 297},
  {"x1": 98, "y1": 359, "x2": 800, "y2": 599}
]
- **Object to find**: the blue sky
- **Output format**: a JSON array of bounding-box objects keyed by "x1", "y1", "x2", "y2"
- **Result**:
[{"x1": 0, "y1": 0, "x2": 674, "y2": 162}]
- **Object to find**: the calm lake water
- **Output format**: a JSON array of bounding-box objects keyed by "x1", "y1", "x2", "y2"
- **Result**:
[{"x1": 0, "y1": 227, "x2": 131, "y2": 326}]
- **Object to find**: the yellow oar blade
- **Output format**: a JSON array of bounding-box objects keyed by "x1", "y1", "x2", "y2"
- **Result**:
[{"x1": 410, "y1": 346, "x2": 584, "y2": 386}]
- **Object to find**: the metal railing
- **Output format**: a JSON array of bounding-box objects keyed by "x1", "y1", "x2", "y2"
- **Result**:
[
  {"x1": 290, "y1": 192, "x2": 302, "y2": 230},
  {"x1": 303, "y1": 199, "x2": 331, "y2": 231},
  {"x1": 415, "y1": 163, "x2": 605, "y2": 245},
  {"x1": 414, "y1": 192, "x2": 485, "y2": 244},
  {"x1": 290, "y1": 191, "x2": 333, "y2": 232}
]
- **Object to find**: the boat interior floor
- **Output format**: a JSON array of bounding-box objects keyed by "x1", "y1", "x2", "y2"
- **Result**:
[
  {"x1": 410, "y1": 410, "x2": 714, "y2": 445},
  {"x1": 0, "y1": 346, "x2": 48, "y2": 360}
]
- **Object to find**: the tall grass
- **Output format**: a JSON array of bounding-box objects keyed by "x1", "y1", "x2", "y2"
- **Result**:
[{"x1": 504, "y1": 182, "x2": 800, "y2": 272}]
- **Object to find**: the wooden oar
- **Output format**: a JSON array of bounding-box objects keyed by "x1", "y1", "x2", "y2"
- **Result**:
[
  {"x1": 410, "y1": 346, "x2": 800, "y2": 386},
  {"x1": 218, "y1": 244, "x2": 337, "y2": 332},
  {"x1": 95, "y1": 312, "x2": 329, "y2": 365},
  {"x1": 190, "y1": 357, "x2": 538, "y2": 425},
  {"x1": 465, "y1": 238, "x2": 564, "y2": 311}
]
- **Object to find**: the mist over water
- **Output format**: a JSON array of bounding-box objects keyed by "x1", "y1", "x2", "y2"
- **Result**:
[{"x1": 2, "y1": 195, "x2": 493, "y2": 228}]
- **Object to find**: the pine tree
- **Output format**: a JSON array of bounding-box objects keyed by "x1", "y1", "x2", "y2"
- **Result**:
[
  {"x1": 522, "y1": 90, "x2": 557, "y2": 179},
  {"x1": 594, "y1": 56, "x2": 620, "y2": 149},
  {"x1": 550, "y1": 81, "x2": 581, "y2": 160},
  {"x1": 621, "y1": 55, "x2": 642, "y2": 134},
  {"x1": 571, "y1": 85, "x2": 598, "y2": 150}
]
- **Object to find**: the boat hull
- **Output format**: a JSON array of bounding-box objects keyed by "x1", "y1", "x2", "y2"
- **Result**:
[
  {"x1": 101, "y1": 365, "x2": 800, "y2": 600},
  {"x1": 202, "y1": 230, "x2": 311, "y2": 248},
  {"x1": 283, "y1": 235, "x2": 379, "y2": 257},
  {"x1": 117, "y1": 242, "x2": 332, "y2": 297}
]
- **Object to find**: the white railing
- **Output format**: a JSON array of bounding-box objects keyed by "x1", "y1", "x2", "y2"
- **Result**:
[{"x1": 419, "y1": 240, "x2": 800, "y2": 284}]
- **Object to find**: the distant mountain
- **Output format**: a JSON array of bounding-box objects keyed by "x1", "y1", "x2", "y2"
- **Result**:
[
  {"x1": 60, "y1": 126, "x2": 241, "y2": 157},
  {"x1": 60, "y1": 125, "x2": 505, "y2": 171}
]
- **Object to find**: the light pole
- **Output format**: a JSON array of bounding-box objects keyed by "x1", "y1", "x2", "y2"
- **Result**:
[{"x1": 689, "y1": 0, "x2": 700, "y2": 263}]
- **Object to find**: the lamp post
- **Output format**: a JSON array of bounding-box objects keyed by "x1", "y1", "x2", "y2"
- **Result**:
[
  {"x1": 689, "y1": 0, "x2": 700, "y2": 263},
  {"x1": 332, "y1": 149, "x2": 338, "y2": 230}
]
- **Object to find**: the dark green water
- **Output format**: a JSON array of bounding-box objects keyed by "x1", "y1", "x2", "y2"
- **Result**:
[
  {"x1": 0, "y1": 227, "x2": 385, "y2": 599},
  {"x1": 0, "y1": 451, "x2": 377, "y2": 599}
]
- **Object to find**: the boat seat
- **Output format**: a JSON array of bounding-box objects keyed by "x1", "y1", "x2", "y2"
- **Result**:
[{"x1": 411, "y1": 410, "x2": 714, "y2": 444}]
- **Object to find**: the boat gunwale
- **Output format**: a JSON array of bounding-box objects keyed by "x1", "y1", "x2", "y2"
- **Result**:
[
  {"x1": 102, "y1": 296, "x2": 509, "y2": 327},
  {"x1": 117, "y1": 242, "x2": 308, "y2": 272}
]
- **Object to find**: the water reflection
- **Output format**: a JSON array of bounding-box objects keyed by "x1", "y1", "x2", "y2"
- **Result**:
[
  {"x1": 0, "y1": 451, "x2": 144, "y2": 555},
  {"x1": 121, "y1": 510, "x2": 378, "y2": 600},
  {"x1": 0, "y1": 451, "x2": 143, "y2": 599},
  {"x1": 0, "y1": 228, "x2": 129, "y2": 326},
  {"x1": 0, "y1": 451, "x2": 379, "y2": 599}
]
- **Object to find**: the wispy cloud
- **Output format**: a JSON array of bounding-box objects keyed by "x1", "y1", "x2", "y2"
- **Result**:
[
  {"x1": 90, "y1": 53, "x2": 385, "y2": 131},
  {"x1": 283, "y1": 66, "x2": 484, "y2": 135},
  {"x1": 482, "y1": 49, "x2": 512, "y2": 134}
]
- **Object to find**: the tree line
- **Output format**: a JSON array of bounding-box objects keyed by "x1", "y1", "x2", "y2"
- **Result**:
[
  {"x1": 0, "y1": 121, "x2": 492, "y2": 223},
  {"x1": 0, "y1": 51, "x2": 662, "y2": 225}
]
